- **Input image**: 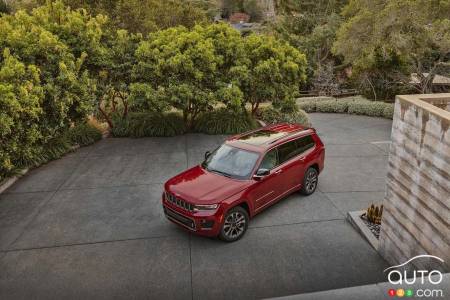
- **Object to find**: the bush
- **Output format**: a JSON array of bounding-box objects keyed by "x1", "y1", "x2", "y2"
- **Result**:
[
  {"x1": 347, "y1": 101, "x2": 387, "y2": 117},
  {"x1": 297, "y1": 101, "x2": 317, "y2": 113},
  {"x1": 0, "y1": 123, "x2": 103, "y2": 181},
  {"x1": 194, "y1": 108, "x2": 259, "y2": 134},
  {"x1": 111, "y1": 112, "x2": 186, "y2": 137},
  {"x1": 315, "y1": 100, "x2": 350, "y2": 113},
  {"x1": 382, "y1": 105, "x2": 395, "y2": 119},
  {"x1": 259, "y1": 107, "x2": 310, "y2": 126},
  {"x1": 297, "y1": 96, "x2": 394, "y2": 119},
  {"x1": 67, "y1": 123, "x2": 103, "y2": 146}
]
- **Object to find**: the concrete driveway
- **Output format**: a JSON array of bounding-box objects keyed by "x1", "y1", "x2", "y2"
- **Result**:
[{"x1": 0, "y1": 113, "x2": 392, "y2": 299}]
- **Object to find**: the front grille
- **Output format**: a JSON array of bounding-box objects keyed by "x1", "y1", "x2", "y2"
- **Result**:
[
  {"x1": 164, "y1": 207, "x2": 196, "y2": 230},
  {"x1": 165, "y1": 192, "x2": 194, "y2": 212}
]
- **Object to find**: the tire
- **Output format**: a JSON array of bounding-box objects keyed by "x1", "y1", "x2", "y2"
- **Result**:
[
  {"x1": 219, "y1": 206, "x2": 249, "y2": 242},
  {"x1": 301, "y1": 167, "x2": 318, "y2": 195}
]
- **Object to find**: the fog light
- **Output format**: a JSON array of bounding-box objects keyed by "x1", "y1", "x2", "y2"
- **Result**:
[{"x1": 201, "y1": 220, "x2": 214, "y2": 229}]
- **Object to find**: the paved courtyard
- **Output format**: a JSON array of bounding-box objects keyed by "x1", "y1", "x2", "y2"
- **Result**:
[{"x1": 0, "y1": 113, "x2": 393, "y2": 299}]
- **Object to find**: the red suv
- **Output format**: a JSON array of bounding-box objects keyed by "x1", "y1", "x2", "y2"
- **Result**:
[{"x1": 162, "y1": 123, "x2": 325, "y2": 242}]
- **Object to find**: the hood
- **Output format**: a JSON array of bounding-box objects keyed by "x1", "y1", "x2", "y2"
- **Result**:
[{"x1": 165, "y1": 166, "x2": 251, "y2": 204}]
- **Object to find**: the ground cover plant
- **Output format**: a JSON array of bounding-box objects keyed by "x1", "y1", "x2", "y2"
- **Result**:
[{"x1": 297, "y1": 96, "x2": 394, "y2": 119}]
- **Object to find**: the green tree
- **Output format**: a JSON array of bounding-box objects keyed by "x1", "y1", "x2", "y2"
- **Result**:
[
  {"x1": 132, "y1": 25, "x2": 225, "y2": 128},
  {"x1": 233, "y1": 34, "x2": 307, "y2": 114},
  {"x1": 0, "y1": 49, "x2": 43, "y2": 176},
  {"x1": 270, "y1": 0, "x2": 347, "y2": 88},
  {"x1": 61, "y1": 0, "x2": 210, "y2": 34},
  {"x1": 95, "y1": 29, "x2": 143, "y2": 128},
  {"x1": 333, "y1": 0, "x2": 450, "y2": 98},
  {"x1": 0, "y1": 5, "x2": 96, "y2": 133}
]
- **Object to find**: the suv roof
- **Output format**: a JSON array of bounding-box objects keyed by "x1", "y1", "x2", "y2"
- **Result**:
[{"x1": 226, "y1": 123, "x2": 312, "y2": 152}]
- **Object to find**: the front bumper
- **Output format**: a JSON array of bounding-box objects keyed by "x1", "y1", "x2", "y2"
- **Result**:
[{"x1": 162, "y1": 195, "x2": 224, "y2": 237}]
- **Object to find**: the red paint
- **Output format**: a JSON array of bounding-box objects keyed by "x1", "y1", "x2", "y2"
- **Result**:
[{"x1": 162, "y1": 123, "x2": 325, "y2": 238}]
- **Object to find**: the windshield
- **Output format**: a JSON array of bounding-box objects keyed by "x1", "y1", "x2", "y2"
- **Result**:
[{"x1": 202, "y1": 144, "x2": 260, "y2": 179}]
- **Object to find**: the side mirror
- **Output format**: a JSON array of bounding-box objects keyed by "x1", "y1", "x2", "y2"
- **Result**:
[
  {"x1": 253, "y1": 168, "x2": 270, "y2": 180},
  {"x1": 204, "y1": 151, "x2": 211, "y2": 160}
]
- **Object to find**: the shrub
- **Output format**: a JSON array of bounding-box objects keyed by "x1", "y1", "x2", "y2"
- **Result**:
[
  {"x1": 315, "y1": 100, "x2": 350, "y2": 113},
  {"x1": 382, "y1": 105, "x2": 395, "y2": 119},
  {"x1": 297, "y1": 101, "x2": 317, "y2": 113},
  {"x1": 297, "y1": 96, "x2": 394, "y2": 119},
  {"x1": 194, "y1": 108, "x2": 259, "y2": 134},
  {"x1": 67, "y1": 123, "x2": 103, "y2": 146},
  {"x1": 111, "y1": 112, "x2": 186, "y2": 137},
  {"x1": 347, "y1": 101, "x2": 387, "y2": 117},
  {"x1": 259, "y1": 107, "x2": 310, "y2": 126},
  {"x1": 0, "y1": 123, "x2": 103, "y2": 181}
]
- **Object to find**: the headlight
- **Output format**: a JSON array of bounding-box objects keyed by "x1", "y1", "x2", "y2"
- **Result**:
[{"x1": 193, "y1": 204, "x2": 219, "y2": 211}]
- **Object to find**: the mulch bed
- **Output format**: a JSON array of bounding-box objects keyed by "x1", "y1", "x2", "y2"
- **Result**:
[{"x1": 360, "y1": 213, "x2": 381, "y2": 240}]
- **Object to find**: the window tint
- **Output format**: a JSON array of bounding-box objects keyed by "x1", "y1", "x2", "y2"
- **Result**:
[
  {"x1": 277, "y1": 135, "x2": 316, "y2": 164},
  {"x1": 297, "y1": 135, "x2": 315, "y2": 153},
  {"x1": 278, "y1": 140, "x2": 298, "y2": 163},
  {"x1": 259, "y1": 148, "x2": 278, "y2": 170}
]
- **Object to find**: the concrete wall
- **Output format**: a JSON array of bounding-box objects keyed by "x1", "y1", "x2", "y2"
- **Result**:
[{"x1": 379, "y1": 94, "x2": 450, "y2": 272}]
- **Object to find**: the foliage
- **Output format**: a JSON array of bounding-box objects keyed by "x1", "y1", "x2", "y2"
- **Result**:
[
  {"x1": 95, "y1": 29, "x2": 143, "y2": 128},
  {"x1": 59, "y1": 0, "x2": 210, "y2": 34},
  {"x1": 133, "y1": 23, "x2": 307, "y2": 128},
  {"x1": 365, "y1": 204, "x2": 383, "y2": 224},
  {"x1": 0, "y1": 1, "x2": 101, "y2": 133},
  {"x1": 0, "y1": 1, "x2": 105, "y2": 180},
  {"x1": 297, "y1": 96, "x2": 394, "y2": 119},
  {"x1": 0, "y1": 0, "x2": 10, "y2": 13},
  {"x1": 232, "y1": 33, "x2": 307, "y2": 114},
  {"x1": 258, "y1": 106, "x2": 310, "y2": 126},
  {"x1": 67, "y1": 123, "x2": 103, "y2": 146},
  {"x1": 0, "y1": 121, "x2": 102, "y2": 181},
  {"x1": 111, "y1": 112, "x2": 186, "y2": 137},
  {"x1": 333, "y1": 0, "x2": 450, "y2": 99},
  {"x1": 194, "y1": 108, "x2": 258, "y2": 134},
  {"x1": 312, "y1": 62, "x2": 340, "y2": 96},
  {"x1": 315, "y1": 99, "x2": 349, "y2": 113},
  {"x1": 0, "y1": 49, "x2": 44, "y2": 176},
  {"x1": 270, "y1": 1, "x2": 346, "y2": 87}
]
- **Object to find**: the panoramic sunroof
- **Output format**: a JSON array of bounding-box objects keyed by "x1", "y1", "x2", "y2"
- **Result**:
[{"x1": 238, "y1": 130, "x2": 287, "y2": 145}]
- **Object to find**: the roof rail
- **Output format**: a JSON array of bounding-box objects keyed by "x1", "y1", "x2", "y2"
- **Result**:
[{"x1": 267, "y1": 128, "x2": 311, "y2": 144}]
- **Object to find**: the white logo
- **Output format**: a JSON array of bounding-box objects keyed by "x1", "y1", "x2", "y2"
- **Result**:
[{"x1": 384, "y1": 254, "x2": 445, "y2": 298}]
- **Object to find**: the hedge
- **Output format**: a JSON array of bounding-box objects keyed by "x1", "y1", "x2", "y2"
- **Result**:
[
  {"x1": 258, "y1": 106, "x2": 310, "y2": 126},
  {"x1": 111, "y1": 112, "x2": 186, "y2": 137},
  {"x1": 297, "y1": 97, "x2": 394, "y2": 119},
  {"x1": 194, "y1": 108, "x2": 259, "y2": 135},
  {"x1": 0, "y1": 123, "x2": 103, "y2": 181}
]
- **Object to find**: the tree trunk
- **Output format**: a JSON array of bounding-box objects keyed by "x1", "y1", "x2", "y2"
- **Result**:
[{"x1": 98, "y1": 105, "x2": 113, "y2": 129}]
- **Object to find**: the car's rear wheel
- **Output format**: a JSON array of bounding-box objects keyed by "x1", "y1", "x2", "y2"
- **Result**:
[
  {"x1": 301, "y1": 167, "x2": 318, "y2": 195},
  {"x1": 219, "y1": 206, "x2": 249, "y2": 242}
]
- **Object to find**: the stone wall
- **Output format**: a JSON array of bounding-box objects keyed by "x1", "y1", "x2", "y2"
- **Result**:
[{"x1": 379, "y1": 94, "x2": 450, "y2": 272}]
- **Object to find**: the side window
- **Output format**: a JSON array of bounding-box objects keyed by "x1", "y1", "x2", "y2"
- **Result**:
[
  {"x1": 296, "y1": 135, "x2": 315, "y2": 154},
  {"x1": 277, "y1": 140, "x2": 298, "y2": 163},
  {"x1": 259, "y1": 148, "x2": 278, "y2": 170},
  {"x1": 277, "y1": 135, "x2": 316, "y2": 164}
]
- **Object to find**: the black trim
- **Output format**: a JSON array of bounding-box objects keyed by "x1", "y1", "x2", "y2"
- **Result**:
[{"x1": 164, "y1": 207, "x2": 196, "y2": 230}]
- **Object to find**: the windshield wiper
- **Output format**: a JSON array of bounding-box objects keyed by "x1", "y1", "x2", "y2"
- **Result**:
[{"x1": 208, "y1": 169, "x2": 232, "y2": 178}]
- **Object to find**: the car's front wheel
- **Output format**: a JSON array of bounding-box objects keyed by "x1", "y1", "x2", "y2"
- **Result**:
[
  {"x1": 301, "y1": 167, "x2": 318, "y2": 195},
  {"x1": 219, "y1": 206, "x2": 249, "y2": 242}
]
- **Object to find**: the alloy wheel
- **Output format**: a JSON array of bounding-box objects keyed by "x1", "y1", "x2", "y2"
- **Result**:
[
  {"x1": 305, "y1": 170, "x2": 318, "y2": 193},
  {"x1": 223, "y1": 211, "x2": 246, "y2": 239}
]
